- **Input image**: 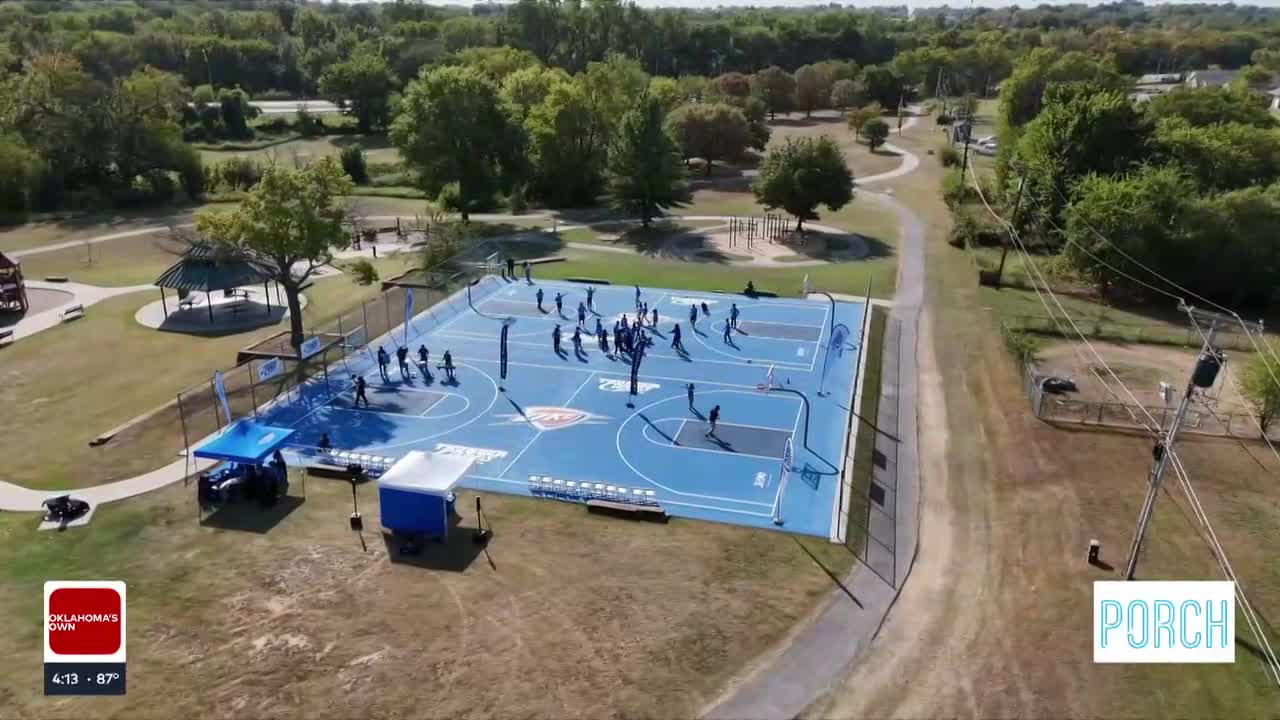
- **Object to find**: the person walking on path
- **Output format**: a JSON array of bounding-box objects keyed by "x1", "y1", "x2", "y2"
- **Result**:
[
  {"x1": 354, "y1": 375, "x2": 369, "y2": 408},
  {"x1": 705, "y1": 404, "x2": 720, "y2": 438},
  {"x1": 376, "y1": 346, "x2": 391, "y2": 381},
  {"x1": 536, "y1": 287, "x2": 545, "y2": 312},
  {"x1": 396, "y1": 346, "x2": 411, "y2": 380}
]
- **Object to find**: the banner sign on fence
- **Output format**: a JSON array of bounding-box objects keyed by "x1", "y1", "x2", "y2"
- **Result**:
[
  {"x1": 299, "y1": 336, "x2": 322, "y2": 359},
  {"x1": 213, "y1": 371, "x2": 232, "y2": 425},
  {"x1": 404, "y1": 288, "x2": 414, "y2": 347},
  {"x1": 256, "y1": 357, "x2": 282, "y2": 382}
]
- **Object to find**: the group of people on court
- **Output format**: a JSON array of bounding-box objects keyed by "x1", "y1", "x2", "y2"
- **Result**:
[
  {"x1": 355, "y1": 343, "x2": 456, "y2": 408},
  {"x1": 502, "y1": 257, "x2": 533, "y2": 284}
]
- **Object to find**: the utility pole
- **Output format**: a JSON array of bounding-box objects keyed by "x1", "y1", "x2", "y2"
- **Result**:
[
  {"x1": 960, "y1": 121, "x2": 973, "y2": 175},
  {"x1": 994, "y1": 174, "x2": 1027, "y2": 285},
  {"x1": 1123, "y1": 306, "x2": 1240, "y2": 580}
]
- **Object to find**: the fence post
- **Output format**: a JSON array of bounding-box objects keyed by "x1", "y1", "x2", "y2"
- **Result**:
[
  {"x1": 210, "y1": 379, "x2": 221, "y2": 429},
  {"x1": 250, "y1": 370, "x2": 259, "y2": 418},
  {"x1": 384, "y1": 292, "x2": 392, "y2": 341},
  {"x1": 1096, "y1": 403, "x2": 1104, "y2": 424},
  {"x1": 361, "y1": 299, "x2": 369, "y2": 339},
  {"x1": 177, "y1": 393, "x2": 191, "y2": 485}
]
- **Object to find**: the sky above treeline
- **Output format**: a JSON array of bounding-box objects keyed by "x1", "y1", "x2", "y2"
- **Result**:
[{"x1": 341, "y1": 0, "x2": 1280, "y2": 9}]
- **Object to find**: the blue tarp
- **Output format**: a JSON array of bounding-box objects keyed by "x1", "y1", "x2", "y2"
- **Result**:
[{"x1": 193, "y1": 420, "x2": 296, "y2": 465}]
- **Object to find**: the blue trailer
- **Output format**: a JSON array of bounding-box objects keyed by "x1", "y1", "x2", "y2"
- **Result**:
[{"x1": 377, "y1": 450, "x2": 475, "y2": 542}]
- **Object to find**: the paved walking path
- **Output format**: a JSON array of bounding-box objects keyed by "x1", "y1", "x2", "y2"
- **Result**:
[
  {"x1": 0, "y1": 456, "x2": 218, "y2": 512},
  {"x1": 6, "y1": 280, "x2": 153, "y2": 341},
  {"x1": 704, "y1": 110, "x2": 925, "y2": 720}
]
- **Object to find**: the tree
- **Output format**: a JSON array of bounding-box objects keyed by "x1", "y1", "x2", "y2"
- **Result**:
[
  {"x1": 1145, "y1": 86, "x2": 1275, "y2": 129},
  {"x1": 715, "y1": 71, "x2": 751, "y2": 99},
  {"x1": 997, "y1": 49, "x2": 1129, "y2": 135},
  {"x1": 525, "y1": 78, "x2": 607, "y2": 206},
  {"x1": 320, "y1": 52, "x2": 395, "y2": 132},
  {"x1": 794, "y1": 64, "x2": 834, "y2": 117},
  {"x1": 391, "y1": 65, "x2": 520, "y2": 221},
  {"x1": 1152, "y1": 117, "x2": 1280, "y2": 192},
  {"x1": 664, "y1": 103, "x2": 752, "y2": 178},
  {"x1": 846, "y1": 102, "x2": 882, "y2": 138},
  {"x1": 752, "y1": 136, "x2": 854, "y2": 233},
  {"x1": 862, "y1": 117, "x2": 890, "y2": 150},
  {"x1": 500, "y1": 65, "x2": 569, "y2": 122},
  {"x1": 218, "y1": 88, "x2": 254, "y2": 139},
  {"x1": 647, "y1": 76, "x2": 683, "y2": 115},
  {"x1": 830, "y1": 78, "x2": 860, "y2": 110},
  {"x1": 607, "y1": 96, "x2": 687, "y2": 226},
  {"x1": 751, "y1": 66, "x2": 795, "y2": 120},
  {"x1": 194, "y1": 159, "x2": 353, "y2": 349},
  {"x1": 1240, "y1": 344, "x2": 1280, "y2": 433},
  {"x1": 858, "y1": 65, "x2": 904, "y2": 109}
]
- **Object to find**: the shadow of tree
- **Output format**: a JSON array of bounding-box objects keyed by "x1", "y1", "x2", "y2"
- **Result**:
[{"x1": 786, "y1": 230, "x2": 895, "y2": 263}]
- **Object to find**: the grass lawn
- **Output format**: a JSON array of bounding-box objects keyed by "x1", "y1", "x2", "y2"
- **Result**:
[
  {"x1": 679, "y1": 192, "x2": 899, "y2": 249},
  {"x1": 0, "y1": 254, "x2": 412, "y2": 491},
  {"x1": 0, "y1": 473, "x2": 855, "y2": 719},
  {"x1": 18, "y1": 232, "x2": 190, "y2": 287},
  {"x1": 539, "y1": 246, "x2": 894, "y2": 299},
  {"x1": 0, "y1": 210, "x2": 200, "y2": 254},
  {"x1": 198, "y1": 133, "x2": 399, "y2": 167},
  {"x1": 843, "y1": 304, "x2": 886, "y2": 558}
]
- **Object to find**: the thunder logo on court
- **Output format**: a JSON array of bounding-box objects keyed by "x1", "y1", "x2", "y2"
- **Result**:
[{"x1": 494, "y1": 406, "x2": 611, "y2": 431}]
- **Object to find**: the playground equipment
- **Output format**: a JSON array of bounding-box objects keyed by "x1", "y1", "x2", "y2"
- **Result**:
[
  {"x1": 0, "y1": 250, "x2": 28, "y2": 313},
  {"x1": 727, "y1": 214, "x2": 794, "y2": 250}
]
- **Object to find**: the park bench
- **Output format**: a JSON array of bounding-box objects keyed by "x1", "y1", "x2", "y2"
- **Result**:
[{"x1": 59, "y1": 304, "x2": 85, "y2": 322}]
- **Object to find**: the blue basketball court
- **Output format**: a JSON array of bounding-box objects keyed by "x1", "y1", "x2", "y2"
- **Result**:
[{"x1": 258, "y1": 276, "x2": 867, "y2": 539}]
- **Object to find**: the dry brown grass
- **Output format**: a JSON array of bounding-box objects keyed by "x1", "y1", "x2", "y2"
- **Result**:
[
  {"x1": 0, "y1": 477, "x2": 853, "y2": 719},
  {"x1": 808, "y1": 109, "x2": 1280, "y2": 718}
]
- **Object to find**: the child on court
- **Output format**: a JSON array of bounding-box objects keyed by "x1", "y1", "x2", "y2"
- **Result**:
[
  {"x1": 441, "y1": 350, "x2": 456, "y2": 381},
  {"x1": 650, "y1": 307, "x2": 658, "y2": 328},
  {"x1": 376, "y1": 346, "x2": 391, "y2": 381},
  {"x1": 671, "y1": 322, "x2": 684, "y2": 352},
  {"x1": 613, "y1": 324, "x2": 623, "y2": 354},
  {"x1": 417, "y1": 345, "x2": 432, "y2": 381},
  {"x1": 396, "y1": 345, "x2": 411, "y2": 379},
  {"x1": 595, "y1": 316, "x2": 604, "y2": 338},
  {"x1": 722, "y1": 319, "x2": 732, "y2": 344},
  {"x1": 536, "y1": 287, "x2": 544, "y2": 311},
  {"x1": 572, "y1": 326, "x2": 583, "y2": 354},
  {"x1": 523, "y1": 260, "x2": 531, "y2": 283},
  {"x1": 705, "y1": 404, "x2": 720, "y2": 437},
  {"x1": 730, "y1": 303, "x2": 740, "y2": 330},
  {"x1": 553, "y1": 324, "x2": 563, "y2": 355},
  {"x1": 700, "y1": 301, "x2": 711, "y2": 318},
  {"x1": 634, "y1": 284, "x2": 642, "y2": 308},
  {"x1": 689, "y1": 304, "x2": 697, "y2": 327},
  {"x1": 354, "y1": 376, "x2": 369, "y2": 408},
  {"x1": 586, "y1": 285, "x2": 595, "y2": 310},
  {"x1": 555, "y1": 292, "x2": 564, "y2": 316},
  {"x1": 577, "y1": 302, "x2": 587, "y2": 328},
  {"x1": 686, "y1": 382, "x2": 695, "y2": 409},
  {"x1": 599, "y1": 326, "x2": 610, "y2": 356}
]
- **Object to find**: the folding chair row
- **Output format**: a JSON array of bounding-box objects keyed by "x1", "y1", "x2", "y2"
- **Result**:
[
  {"x1": 327, "y1": 450, "x2": 397, "y2": 474},
  {"x1": 527, "y1": 476, "x2": 658, "y2": 506}
]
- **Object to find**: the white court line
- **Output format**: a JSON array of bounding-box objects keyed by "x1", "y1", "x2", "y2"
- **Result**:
[
  {"x1": 737, "y1": 319, "x2": 826, "y2": 329},
  {"x1": 468, "y1": 474, "x2": 774, "y2": 518},
  {"x1": 615, "y1": 390, "x2": 797, "y2": 508},
  {"x1": 682, "y1": 319, "x2": 812, "y2": 371},
  {"x1": 496, "y1": 371, "x2": 596, "y2": 479},
  {"x1": 640, "y1": 417, "x2": 791, "y2": 462},
  {"x1": 439, "y1": 353, "x2": 770, "y2": 390},
  {"x1": 772, "y1": 394, "x2": 806, "y2": 520}
]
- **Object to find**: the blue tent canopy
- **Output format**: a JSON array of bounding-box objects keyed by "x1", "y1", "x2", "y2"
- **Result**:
[{"x1": 193, "y1": 420, "x2": 296, "y2": 465}]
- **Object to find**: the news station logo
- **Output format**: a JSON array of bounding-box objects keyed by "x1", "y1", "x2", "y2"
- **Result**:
[
  {"x1": 1094, "y1": 581, "x2": 1234, "y2": 663},
  {"x1": 44, "y1": 581, "x2": 126, "y2": 663}
]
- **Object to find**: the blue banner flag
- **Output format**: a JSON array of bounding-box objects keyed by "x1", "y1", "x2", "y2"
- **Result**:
[
  {"x1": 214, "y1": 370, "x2": 232, "y2": 426},
  {"x1": 404, "y1": 288, "x2": 414, "y2": 347}
]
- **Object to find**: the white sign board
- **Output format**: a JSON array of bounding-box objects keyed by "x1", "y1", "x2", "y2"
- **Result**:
[
  {"x1": 256, "y1": 357, "x2": 283, "y2": 382},
  {"x1": 299, "y1": 336, "x2": 323, "y2": 359}
]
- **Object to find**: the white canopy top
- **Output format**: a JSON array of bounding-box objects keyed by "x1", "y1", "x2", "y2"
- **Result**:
[{"x1": 377, "y1": 450, "x2": 475, "y2": 495}]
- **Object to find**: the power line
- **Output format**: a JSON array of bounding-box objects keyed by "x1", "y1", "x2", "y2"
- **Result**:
[
  {"x1": 1048, "y1": 182, "x2": 1280, "y2": 386},
  {"x1": 983, "y1": 168, "x2": 1279, "y2": 684}
]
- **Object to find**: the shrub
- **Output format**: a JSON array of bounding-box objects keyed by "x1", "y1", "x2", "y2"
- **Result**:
[
  {"x1": 936, "y1": 113, "x2": 954, "y2": 126},
  {"x1": 949, "y1": 211, "x2": 978, "y2": 248},
  {"x1": 941, "y1": 169, "x2": 974, "y2": 209},
  {"x1": 347, "y1": 258, "x2": 379, "y2": 286},
  {"x1": 339, "y1": 146, "x2": 369, "y2": 184},
  {"x1": 939, "y1": 145, "x2": 959, "y2": 167},
  {"x1": 1001, "y1": 324, "x2": 1041, "y2": 364},
  {"x1": 509, "y1": 183, "x2": 528, "y2": 214}
]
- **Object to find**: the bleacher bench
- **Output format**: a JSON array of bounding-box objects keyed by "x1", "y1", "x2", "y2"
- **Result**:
[{"x1": 59, "y1": 304, "x2": 85, "y2": 322}]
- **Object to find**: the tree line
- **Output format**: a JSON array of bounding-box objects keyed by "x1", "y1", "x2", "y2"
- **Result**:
[{"x1": 983, "y1": 49, "x2": 1280, "y2": 312}]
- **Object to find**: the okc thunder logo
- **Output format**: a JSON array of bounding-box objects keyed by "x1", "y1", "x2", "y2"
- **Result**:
[{"x1": 495, "y1": 406, "x2": 611, "y2": 431}]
